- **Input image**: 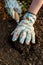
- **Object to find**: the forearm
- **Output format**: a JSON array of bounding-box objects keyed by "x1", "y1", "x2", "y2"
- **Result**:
[{"x1": 28, "y1": 0, "x2": 43, "y2": 15}]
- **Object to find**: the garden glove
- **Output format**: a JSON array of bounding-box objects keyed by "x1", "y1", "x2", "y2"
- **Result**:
[
  {"x1": 11, "y1": 12, "x2": 36, "y2": 45},
  {"x1": 4, "y1": 0, "x2": 22, "y2": 23}
]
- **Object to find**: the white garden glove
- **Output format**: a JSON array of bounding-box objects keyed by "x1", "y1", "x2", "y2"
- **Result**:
[
  {"x1": 11, "y1": 12, "x2": 36, "y2": 45},
  {"x1": 4, "y1": 0, "x2": 22, "y2": 22}
]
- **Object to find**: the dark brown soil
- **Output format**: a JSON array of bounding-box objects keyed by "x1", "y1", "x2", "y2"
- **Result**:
[{"x1": 0, "y1": 0, "x2": 43, "y2": 65}]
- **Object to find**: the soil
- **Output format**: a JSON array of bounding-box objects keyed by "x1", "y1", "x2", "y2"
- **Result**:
[{"x1": 0, "y1": 0, "x2": 43, "y2": 65}]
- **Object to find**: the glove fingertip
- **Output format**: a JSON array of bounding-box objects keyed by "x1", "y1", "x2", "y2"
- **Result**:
[
  {"x1": 12, "y1": 37, "x2": 17, "y2": 42},
  {"x1": 19, "y1": 39, "x2": 24, "y2": 44},
  {"x1": 16, "y1": 20, "x2": 19, "y2": 24},
  {"x1": 32, "y1": 41, "x2": 36, "y2": 44},
  {"x1": 26, "y1": 42, "x2": 30, "y2": 45}
]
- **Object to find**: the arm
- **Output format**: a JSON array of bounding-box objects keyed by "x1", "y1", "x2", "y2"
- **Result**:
[{"x1": 28, "y1": 0, "x2": 43, "y2": 15}]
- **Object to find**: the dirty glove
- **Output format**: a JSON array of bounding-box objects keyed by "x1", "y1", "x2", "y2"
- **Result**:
[
  {"x1": 4, "y1": 0, "x2": 22, "y2": 22},
  {"x1": 11, "y1": 12, "x2": 36, "y2": 44}
]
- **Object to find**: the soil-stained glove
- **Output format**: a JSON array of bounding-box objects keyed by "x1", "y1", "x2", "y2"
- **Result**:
[
  {"x1": 11, "y1": 12, "x2": 36, "y2": 44},
  {"x1": 4, "y1": 0, "x2": 22, "y2": 22}
]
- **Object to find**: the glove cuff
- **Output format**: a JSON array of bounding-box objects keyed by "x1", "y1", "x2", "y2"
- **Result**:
[
  {"x1": 23, "y1": 12, "x2": 37, "y2": 24},
  {"x1": 28, "y1": 12, "x2": 36, "y2": 21}
]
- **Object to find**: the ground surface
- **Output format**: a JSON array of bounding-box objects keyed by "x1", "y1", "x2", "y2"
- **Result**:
[{"x1": 0, "y1": 0, "x2": 43, "y2": 65}]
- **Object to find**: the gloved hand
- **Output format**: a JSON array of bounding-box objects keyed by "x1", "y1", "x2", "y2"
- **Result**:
[
  {"x1": 11, "y1": 12, "x2": 36, "y2": 45},
  {"x1": 4, "y1": 0, "x2": 22, "y2": 22}
]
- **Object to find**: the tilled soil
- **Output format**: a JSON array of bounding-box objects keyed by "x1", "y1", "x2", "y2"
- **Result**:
[{"x1": 0, "y1": 0, "x2": 43, "y2": 65}]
